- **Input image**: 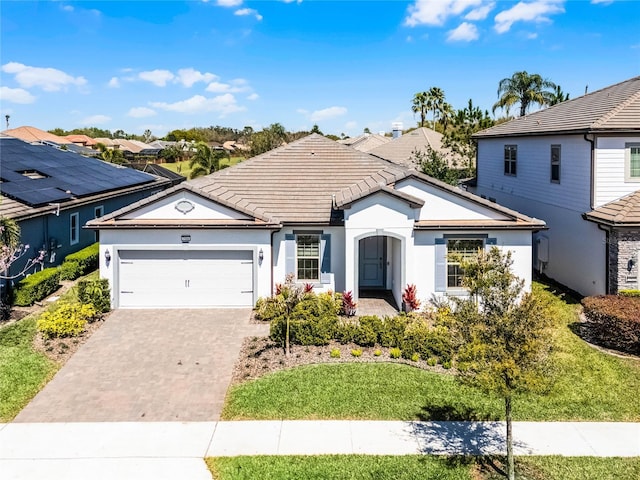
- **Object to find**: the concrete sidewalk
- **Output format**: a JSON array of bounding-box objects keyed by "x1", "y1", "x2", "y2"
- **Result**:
[{"x1": 1, "y1": 420, "x2": 639, "y2": 479}]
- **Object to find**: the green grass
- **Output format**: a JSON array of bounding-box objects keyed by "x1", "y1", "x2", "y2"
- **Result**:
[
  {"x1": 161, "y1": 156, "x2": 244, "y2": 179},
  {"x1": 206, "y1": 455, "x2": 473, "y2": 480},
  {"x1": 0, "y1": 269, "x2": 100, "y2": 421},
  {"x1": 222, "y1": 282, "x2": 640, "y2": 421},
  {"x1": 206, "y1": 456, "x2": 640, "y2": 480},
  {"x1": 0, "y1": 316, "x2": 57, "y2": 421}
]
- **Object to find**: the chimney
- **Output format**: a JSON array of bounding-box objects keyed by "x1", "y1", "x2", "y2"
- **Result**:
[{"x1": 392, "y1": 122, "x2": 403, "y2": 139}]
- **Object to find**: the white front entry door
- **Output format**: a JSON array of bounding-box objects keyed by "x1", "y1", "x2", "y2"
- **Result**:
[
  {"x1": 359, "y1": 236, "x2": 385, "y2": 288},
  {"x1": 118, "y1": 250, "x2": 254, "y2": 308}
]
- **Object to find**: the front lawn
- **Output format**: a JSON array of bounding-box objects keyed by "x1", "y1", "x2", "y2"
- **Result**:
[
  {"x1": 223, "y1": 283, "x2": 640, "y2": 421},
  {"x1": 206, "y1": 456, "x2": 640, "y2": 480},
  {"x1": 0, "y1": 316, "x2": 57, "y2": 421}
]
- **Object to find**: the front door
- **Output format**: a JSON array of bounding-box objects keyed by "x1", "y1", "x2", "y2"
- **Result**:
[{"x1": 359, "y1": 236, "x2": 385, "y2": 288}]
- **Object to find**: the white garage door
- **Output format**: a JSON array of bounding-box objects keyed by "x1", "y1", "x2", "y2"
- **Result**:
[{"x1": 118, "y1": 250, "x2": 254, "y2": 308}]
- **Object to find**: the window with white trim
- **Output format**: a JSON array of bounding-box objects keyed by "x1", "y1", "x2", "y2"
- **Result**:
[
  {"x1": 447, "y1": 238, "x2": 484, "y2": 289},
  {"x1": 504, "y1": 145, "x2": 517, "y2": 176},
  {"x1": 550, "y1": 145, "x2": 561, "y2": 183},
  {"x1": 626, "y1": 143, "x2": 640, "y2": 182},
  {"x1": 70, "y1": 212, "x2": 79, "y2": 245},
  {"x1": 296, "y1": 234, "x2": 320, "y2": 281},
  {"x1": 94, "y1": 206, "x2": 103, "y2": 242}
]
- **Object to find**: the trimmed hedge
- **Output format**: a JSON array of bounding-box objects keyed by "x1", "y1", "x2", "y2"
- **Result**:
[
  {"x1": 582, "y1": 295, "x2": 640, "y2": 355},
  {"x1": 13, "y1": 268, "x2": 61, "y2": 306},
  {"x1": 59, "y1": 243, "x2": 99, "y2": 281},
  {"x1": 619, "y1": 289, "x2": 640, "y2": 298}
]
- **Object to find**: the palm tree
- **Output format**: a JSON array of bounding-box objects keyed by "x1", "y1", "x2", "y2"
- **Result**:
[
  {"x1": 412, "y1": 91, "x2": 429, "y2": 127},
  {"x1": 492, "y1": 71, "x2": 557, "y2": 117},
  {"x1": 189, "y1": 142, "x2": 226, "y2": 179},
  {"x1": 549, "y1": 85, "x2": 570, "y2": 106},
  {"x1": 428, "y1": 87, "x2": 446, "y2": 125}
]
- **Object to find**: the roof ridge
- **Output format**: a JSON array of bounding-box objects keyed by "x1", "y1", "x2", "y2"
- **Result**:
[
  {"x1": 592, "y1": 88, "x2": 640, "y2": 128},
  {"x1": 613, "y1": 190, "x2": 640, "y2": 222}
]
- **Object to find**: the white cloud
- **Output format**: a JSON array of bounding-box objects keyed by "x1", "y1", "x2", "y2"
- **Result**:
[
  {"x1": 175, "y1": 68, "x2": 217, "y2": 87},
  {"x1": 447, "y1": 22, "x2": 479, "y2": 41},
  {"x1": 1, "y1": 62, "x2": 87, "y2": 92},
  {"x1": 61, "y1": 5, "x2": 74, "y2": 12},
  {"x1": 494, "y1": 0, "x2": 565, "y2": 34},
  {"x1": 216, "y1": 0, "x2": 243, "y2": 6},
  {"x1": 591, "y1": 0, "x2": 613, "y2": 4},
  {"x1": 465, "y1": 2, "x2": 495, "y2": 20},
  {"x1": 310, "y1": 106, "x2": 348, "y2": 122},
  {"x1": 247, "y1": 93, "x2": 259, "y2": 100},
  {"x1": 80, "y1": 114, "x2": 111, "y2": 125},
  {"x1": 0, "y1": 86, "x2": 36, "y2": 104},
  {"x1": 108, "y1": 77, "x2": 120, "y2": 88},
  {"x1": 345, "y1": 121, "x2": 358, "y2": 130},
  {"x1": 235, "y1": 8, "x2": 263, "y2": 20},
  {"x1": 527, "y1": 32, "x2": 539, "y2": 39},
  {"x1": 127, "y1": 107, "x2": 157, "y2": 118},
  {"x1": 150, "y1": 94, "x2": 245, "y2": 115},
  {"x1": 405, "y1": 0, "x2": 484, "y2": 27},
  {"x1": 138, "y1": 69, "x2": 175, "y2": 87},
  {"x1": 205, "y1": 78, "x2": 251, "y2": 93}
]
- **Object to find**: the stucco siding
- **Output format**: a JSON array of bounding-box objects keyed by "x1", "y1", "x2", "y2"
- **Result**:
[
  {"x1": 121, "y1": 191, "x2": 251, "y2": 220},
  {"x1": 476, "y1": 136, "x2": 591, "y2": 213},
  {"x1": 594, "y1": 136, "x2": 640, "y2": 207}
]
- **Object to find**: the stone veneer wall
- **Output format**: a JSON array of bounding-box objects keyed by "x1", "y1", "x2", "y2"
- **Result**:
[{"x1": 610, "y1": 229, "x2": 640, "y2": 293}]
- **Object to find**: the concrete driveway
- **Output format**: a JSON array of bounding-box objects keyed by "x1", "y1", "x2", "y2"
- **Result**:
[{"x1": 14, "y1": 309, "x2": 268, "y2": 423}]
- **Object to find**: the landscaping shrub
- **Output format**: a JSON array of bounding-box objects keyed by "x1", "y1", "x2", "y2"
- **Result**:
[
  {"x1": 256, "y1": 296, "x2": 286, "y2": 322},
  {"x1": 379, "y1": 314, "x2": 411, "y2": 347},
  {"x1": 401, "y1": 317, "x2": 453, "y2": 362},
  {"x1": 353, "y1": 315, "x2": 382, "y2": 347},
  {"x1": 619, "y1": 289, "x2": 640, "y2": 298},
  {"x1": 330, "y1": 348, "x2": 341, "y2": 358},
  {"x1": 389, "y1": 347, "x2": 401, "y2": 359},
  {"x1": 37, "y1": 302, "x2": 97, "y2": 338},
  {"x1": 351, "y1": 348, "x2": 363, "y2": 357},
  {"x1": 59, "y1": 243, "x2": 99, "y2": 281},
  {"x1": 581, "y1": 295, "x2": 640, "y2": 355},
  {"x1": 336, "y1": 319, "x2": 358, "y2": 344},
  {"x1": 77, "y1": 278, "x2": 111, "y2": 313},
  {"x1": 13, "y1": 268, "x2": 61, "y2": 306}
]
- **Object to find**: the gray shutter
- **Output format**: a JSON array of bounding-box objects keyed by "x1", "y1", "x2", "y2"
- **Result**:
[
  {"x1": 435, "y1": 238, "x2": 447, "y2": 292},
  {"x1": 320, "y1": 234, "x2": 331, "y2": 273},
  {"x1": 285, "y1": 234, "x2": 296, "y2": 277}
]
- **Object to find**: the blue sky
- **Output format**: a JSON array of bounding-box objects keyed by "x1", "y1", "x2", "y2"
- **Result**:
[{"x1": 1, "y1": 0, "x2": 638, "y2": 138}]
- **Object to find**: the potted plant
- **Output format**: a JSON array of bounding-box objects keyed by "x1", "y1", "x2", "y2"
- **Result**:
[
  {"x1": 402, "y1": 284, "x2": 421, "y2": 312},
  {"x1": 342, "y1": 290, "x2": 357, "y2": 316}
]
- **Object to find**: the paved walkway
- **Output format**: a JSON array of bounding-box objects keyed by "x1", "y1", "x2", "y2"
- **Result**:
[
  {"x1": 1, "y1": 420, "x2": 639, "y2": 479},
  {"x1": 15, "y1": 309, "x2": 268, "y2": 423}
]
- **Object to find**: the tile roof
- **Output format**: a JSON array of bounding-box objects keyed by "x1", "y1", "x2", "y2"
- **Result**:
[
  {"x1": 367, "y1": 127, "x2": 461, "y2": 168},
  {"x1": 474, "y1": 76, "x2": 640, "y2": 138},
  {"x1": 89, "y1": 134, "x2": 545, "y2": 229},
  {"x1": 584, "y1": 190, "x2": 640, "y2": 227},
  {"x1": 2, "y1": 126, "x2": 71, "y2": 144},
  {"x1": 64, "y1": 134, "x2": 98, "y2": 146},
  {"x1": 337, "y1": 133, "x2": 391, "y2": 152}
]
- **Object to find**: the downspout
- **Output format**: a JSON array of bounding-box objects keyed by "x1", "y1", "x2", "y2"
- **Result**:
[
  {"x1": 597, "y1": 223, "x2": 611, "y2": 295},
  {"x1": 584, "y1": 133, "x2": 596, "y2": 210}
]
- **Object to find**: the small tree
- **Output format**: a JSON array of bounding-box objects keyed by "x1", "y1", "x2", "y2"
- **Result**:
[
  {"x1": 413, "y1": 147, "x2": 459, "y2": 186},
  {"x1": 450, "y1": 248, "x2": 554, "y2": 480}
]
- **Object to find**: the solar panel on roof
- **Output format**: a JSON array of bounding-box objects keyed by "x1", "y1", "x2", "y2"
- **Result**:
[{"x1": 0, "y1": 138, "x2": 155, "y2": 207}]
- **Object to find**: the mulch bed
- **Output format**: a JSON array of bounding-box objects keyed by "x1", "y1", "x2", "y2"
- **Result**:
[
  {"x1": 231, "y1": 333, "x2": 454, "y2": 385},
  {"x1": 32, "y1": 316, "x2": 107, "y2": 365}
]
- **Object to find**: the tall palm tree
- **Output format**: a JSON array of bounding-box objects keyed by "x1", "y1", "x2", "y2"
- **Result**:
[
  {"x1": 428, "y1": 87, "x2": 446, "y2": 125},
  {"x1": 412, "y1": 91, "x2": 429, "y2": 127},
  {"x1": 492, "y1": 71, "x2": 557, "y2": 117},
  {"x1": 549, "y1": 85, "x2": 570, "y2": 106},
  {"x1": 189, "y1": 142, "x2": 226, "y2": 179}
]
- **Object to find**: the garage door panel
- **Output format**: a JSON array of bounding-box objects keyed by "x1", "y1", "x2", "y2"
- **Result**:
[{"x1": 118, "y1": 250, "x2": 254, "y2": 308}]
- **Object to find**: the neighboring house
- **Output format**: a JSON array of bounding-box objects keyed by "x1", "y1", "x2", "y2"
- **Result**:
[
  {"x1": 88, "y1": 134, "x2": 544, "y2": 309},
  {"x1": 2, "y1": 126, "x2": 72, "y2": 146},
  {"x1": 64, "y1": 134, "x2": 98, "y2": 148},
  {"x1": 0, "y1": 138, "x2": 172, "y2": 284},
  {"x1": 338, "y1": 133, "x2": 391, "y2": 152},
  {"x1": 128, "y1": 163, "x2": 186, "y2": 186},
  {"x1": 472, "y1": 76, "x2": 640, "y2": 296},
  {"x1": 368, "y1": 127, "x2": 463, "y2": 169}
]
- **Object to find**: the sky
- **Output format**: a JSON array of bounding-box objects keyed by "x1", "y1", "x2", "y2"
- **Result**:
[{"x1": 1, "y1": 0, "x2": 639, "y2": 138}]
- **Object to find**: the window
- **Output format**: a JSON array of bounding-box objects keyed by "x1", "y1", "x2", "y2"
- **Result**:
[
  {"x1": 447, "y1": 238, "x2": 484, "y2": 289},
  {"x1": 626, "y1": 143, "x2": 640, "y2": 181},
  {"x1": 94, "y1": 206, "x2": 103, "y2": 242},
  {"x1": 296, "y1": 234, "x2": 320, "y2": 281},
  {"x1": 550, "y1": 145, "x2": 561, "y2": 183},
  {"x1": 504, "y1": 145, "x2": 517, "y2": 176},
  {"x1": 70, "y1": 212, "x2": 79, "y2": 245}
]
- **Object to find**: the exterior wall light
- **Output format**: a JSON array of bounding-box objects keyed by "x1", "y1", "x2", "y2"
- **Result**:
[
  {"x1": 181, "y1": 234, "x2": 191, "y2": 243},
  {"x1": 104, "y1": 249, "x2": 111, "y2": 264},
  {"x1": 259, "y1": 248, "x2": 264, "y2": 263}
]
